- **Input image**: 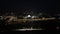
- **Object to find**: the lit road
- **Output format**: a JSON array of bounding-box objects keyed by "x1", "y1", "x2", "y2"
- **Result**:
[{"x1": 4, "y1": 16, "x2": 56, "y2": 24}]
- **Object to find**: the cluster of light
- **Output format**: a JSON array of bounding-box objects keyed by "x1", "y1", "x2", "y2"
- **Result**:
[
  {"x1": 27, "y1": 15, "x2": 31, "y2": 17},
  {"x1": 24, "y1": 15, "x2": 31, "y2": 19},
  {"x1": 27, "y1": 15, "x2": 37, "y2": 18},
  {"x1": 31, "y1": 16, "x2": 35, "y2": 18}
]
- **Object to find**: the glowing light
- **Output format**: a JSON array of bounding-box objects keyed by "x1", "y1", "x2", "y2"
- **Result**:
[
  {"x1": 31, "y1": 16, "x2": 37, "y2": 18},
  {"x1": 27, "y1": 15, "x2": 31, "y2": 17},
  {"x1": 56, "y1": 27, "x2": 59, "y2": 29},
  {"x1": 32, "y1": 16, "x2": 35, "y2": 18}
]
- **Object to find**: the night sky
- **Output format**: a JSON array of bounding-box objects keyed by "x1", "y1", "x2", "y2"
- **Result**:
[{"x1": 0, "y1": 0, "x2": 58, "y2": 15}]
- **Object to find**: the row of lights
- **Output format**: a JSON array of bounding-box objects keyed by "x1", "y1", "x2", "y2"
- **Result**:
[{"x1": 24, "y1": 15, "x2": 37, "y2": 19}]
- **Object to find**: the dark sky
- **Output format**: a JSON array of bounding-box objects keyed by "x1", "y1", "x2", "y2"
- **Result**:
[{"x1": 0, "y1": 0, "x2": 58, "y2": 14}]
